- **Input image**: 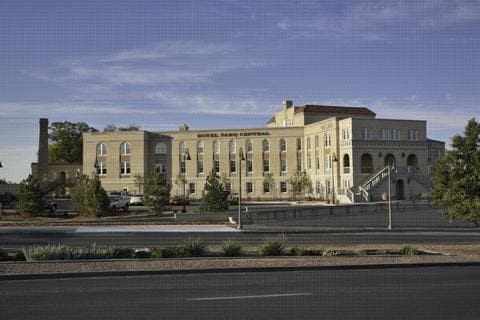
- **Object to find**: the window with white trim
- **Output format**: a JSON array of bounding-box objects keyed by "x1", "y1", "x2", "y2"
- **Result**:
[
  {"x1": 246, "y1": 182, "x2": 253, "y2": 194},
  {"x1": 188, "y1": 183, "x2": 196, "y2": 195},
  {"x1": 120, "y1": 142, "x2": 131, "y2": 155},
  {"x1": 280, "y1": 181, "x2": 287, "y2": 193},
  {"x1": 120, "y1": 161, "x2": 131, "y2": 175},
  {"x1": 96, "y1": 143, "x2": 107, "y2": 156},
  {"x1": 96, "y1": 161, "x2": 107, "y2": 175}
]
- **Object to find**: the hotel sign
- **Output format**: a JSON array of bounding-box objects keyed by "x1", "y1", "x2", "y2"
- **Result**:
[{"x1": 197, "y1": 131, "x2": 271, "y2": 138}]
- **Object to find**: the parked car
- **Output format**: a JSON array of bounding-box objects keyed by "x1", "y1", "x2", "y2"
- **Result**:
[
  {"x1": 129, "y1": 194, "x2": 144, "y2": 206},
  {"x1": 41, "y1": 196, "x2": 57, "y2": 212},
  {"x1": 108, "y1": 196, "x2": 129, "y2": 213},
  {"x1": 169, "y1": 196, "x2": 190, "y2": 206}
]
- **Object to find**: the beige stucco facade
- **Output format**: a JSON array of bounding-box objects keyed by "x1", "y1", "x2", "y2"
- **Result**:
[{"x1": 77, "y1": 101, "x2": 444, "y2": 202}]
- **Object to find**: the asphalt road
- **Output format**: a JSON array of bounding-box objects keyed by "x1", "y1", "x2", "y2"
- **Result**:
[
  {"x1": 1, "y1": 228, "x2": 480, "y2": 249},
  {"x1": 1, "y1": 266, "x2": 479, "y2": 319}
]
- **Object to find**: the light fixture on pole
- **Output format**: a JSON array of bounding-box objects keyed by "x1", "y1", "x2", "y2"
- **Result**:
[
  {"x1": 182, "y1": 147, "x2": 191, "y2": 213},
  {"x1": 238, "y1": 148, "x2": 245, "y2": 230},
  {"x1": 387, "y1": 165, "x2": 392, "y2": 230},
  {"x1": 331, "y1": 153, "x2": 338, "y2": 205}
]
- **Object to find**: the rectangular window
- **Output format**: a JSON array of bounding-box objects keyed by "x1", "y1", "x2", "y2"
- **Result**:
[
  {"x1": 225, "y1": 182, "x2": 231, "y2": 192},
  {"x1": 263, "y1": 159, "x2": 269, "y2": 173},
  {"x1": 316, "y1": 157, "x2": 320, "y2": 170},
  {"x1": 342, "y1": 129, "x2": 349, "y2": 140},
  {"x1": 180, "y1": 161, "x2": 186, "y2": 174},
  {"x1": 263, "y1": 182, "x2": 270, "y2": 193},
  {"x1": 214, "y1": 160, "x2": 220, "y2": 174},
  {"x1": 188, "y1": 183, "x2": 195, "y2": 194},
  {"x1": 297, "y1": 158, "x2": 302, "y2": 171},
  {"x1": 197, "y1": 161, "x2": 203, "y2": 174},
  {"x1": 230, "y1": 160, "x2": 236, "y2": 173},
  {"x1": 308, "y1": 158, "x2": 311, "y2": 170},
  {"x1": 325, "y1": 155, "x2": 332, "y2": 170},
  {"x1": 280, "y1": 139, "x2": 286, "y2": 152},
  {"x1": 280, "y1": 181, "x2": 287, "y2": 193},
  {"x1": 280, "y1": 159, "x2": 287, "y2": 172},
  {"x1": 97, "y1": 161, "x2": 107, "y2": 175},
  {"x1": 409, "y1": 129, "x2": 418, "y2": 141},
  {"x1": 296, "y1": 139, "x2": 302, "y2": 151},
  {"x1": 156, "y1": 163, "x2": 167, "y2": 173},
  {"x1": 121, "y1": 161, "x2": 131, "y2": 175},
  {"x1": 246, "y1": 182, "x2": 253, "y2": 193},
  {"x1": 362, "y1": 128, "x2": 372, "y2": 140},
  {"x1": 247, "y1": 159, "x2": 253, "y2": 173},
  {"x1": 393, "y1": 129, "x2": 400, "y2": 140}
]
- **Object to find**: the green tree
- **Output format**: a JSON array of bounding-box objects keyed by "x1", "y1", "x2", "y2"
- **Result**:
[
  {"x1": 49, "y1": 121, "x2": 97, "y2": 164},
  {"x1": 200, "y1": 170, "x2": 229, "y2": 212},
  {"x1": 103, "y1": 124, "x2": 117, "y2": 132},
  {"x1": 431, "y1": 118, "x2": 480, "y2": 226},
  {"x1": 71, "y1": 175, "x2": 109, "y2": 217},
  {"x1": 144, "y1": 171, "x2": 171, "y2": 214},
  {"x1": 263, "y1": 172, "x2": 276, "y2": 200},
  {"x1": 118, "y1": 124, "x2": 141, "y2": 131},
  {"x1": 289, "y1": 170, "x2": 312, "y2": 200},
  {"x1": 133, "y1": 173, "x2": 145, "y2": 194},
  {"x1": 17, "y1": 175, "x2": 42, "y2": 216}
]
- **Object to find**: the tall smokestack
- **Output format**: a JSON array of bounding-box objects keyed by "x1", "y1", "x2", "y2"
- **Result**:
[{"x1": 38, "y1": 118, "x2": 49, "y2": 183}]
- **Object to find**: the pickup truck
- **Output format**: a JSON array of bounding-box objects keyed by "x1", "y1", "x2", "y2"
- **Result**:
[{"x1": 108, "y1": 195, "x2": 129, "y2": 213}]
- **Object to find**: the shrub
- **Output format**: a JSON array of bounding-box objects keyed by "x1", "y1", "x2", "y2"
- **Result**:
[
  {"x1": 222, "y1": 240, "x2": 242, "y2": 257},
  {"x1": 112, "y1": 247, "x2": 135, "y2": 259},
  {"x1": 0, "y1": 247, "x2": 9, "y2": 261},
  {"x1": 397, "y1": 245, "x2": 420, "y2": 255},
  {"x1": 14, "y1": 251, "x2": 26, "y2": 261},
  {"x1": 177, "y1": 238, "x2": 205, "y2": 257},
  {"x1": 322, "y1": 248, "x2": 340, "y2": 256},
  {"x1": 17, "y1": 175, "x2": 42, "y2": 216},
  {"x1": 71, "y1": 175, "x2": 109, "y2": 217},
  {"x1": 260, "y1": 235, "x2": 287, "y2": 256},
  {"x1": 22, "y1": 244, "x2": 116, "y2": 261}
]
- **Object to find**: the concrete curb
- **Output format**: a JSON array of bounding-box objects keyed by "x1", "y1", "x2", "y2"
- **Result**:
[{"x1": 2, "y1": 261, "x2": 480, "y2": 281}]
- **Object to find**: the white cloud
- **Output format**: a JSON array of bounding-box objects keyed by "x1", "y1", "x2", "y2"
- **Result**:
[
  {"x1": 276, "y1": 1, "x2": 480, "y2": 40},
  {"x1": 147, "y1": 91, "x2": 278, "y2": 116}
]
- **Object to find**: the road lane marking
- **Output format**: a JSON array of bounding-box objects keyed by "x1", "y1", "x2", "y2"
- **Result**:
[
  {"x1": 187, "y1": 293, "x2": 312, "y2": 301},
  {"x1": 75, "y1": 225, "x2": 239, "y2": 233}
]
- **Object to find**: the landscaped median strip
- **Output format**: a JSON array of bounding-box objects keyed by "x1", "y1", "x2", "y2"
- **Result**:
[{"x1": 1, "y1": 240, "x2": 480, "y2": 280}]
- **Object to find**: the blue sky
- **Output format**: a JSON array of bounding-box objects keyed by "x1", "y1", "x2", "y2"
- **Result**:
[{"x1": 1, "y1": 0, "x2": 479, "y2": 182}]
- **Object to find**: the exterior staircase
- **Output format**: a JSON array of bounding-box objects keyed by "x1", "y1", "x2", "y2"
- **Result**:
[{"x1": 346, "y1": 166, "x2": 432, "y2": 203}]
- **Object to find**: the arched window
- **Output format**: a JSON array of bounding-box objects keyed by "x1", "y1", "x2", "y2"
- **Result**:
[
  {"x1": 179, "y1": 142, "x2": 185, "y2": 155},
  {"x1": 296, "y1": 138, "x2": 302, "y2": 151},
  {"x1": 385, "y1": 153, "x2": 396, "y2": 168},
  {"x1": 197, "y1": 141, "x2": 204, "y2": 154},
  {"x1": 96, "y1": 143, "x2": 107, "y2": 156},
  {"x1": 246, "y1": 140, "x2": 253, "y2": 153},
  {"x1": 120, "y1": 142, "x2": 131, "y2": 155},
  {"x1": 361, "y1": 153, "x2": 374, "y2": 174},
  {"x1": 155, "y1": 142, "x2": 167, "y2": 155},
  {"x1": 229, "y1": 140, "x2": 236, "y2": 154},
  {"x1": 343, "y1": 154, "x2": 350, "y2": 174},
  {"x1": 407, "y1": 154, "x2": 418, "y2": 168},
  {"x1": 213, "y1": 140, "x2": 220, "y2": 154},
  {"x1": 262, "y1": 139, "x2": 269, "y2": 152},
  {"x1": 279, "y1": 138, "x2": 286, "y2": 152}
]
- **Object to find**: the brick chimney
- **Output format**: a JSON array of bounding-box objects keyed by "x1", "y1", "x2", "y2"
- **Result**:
[{"x1": 38, "y1": 118, "x2": 49, "y2": 183}]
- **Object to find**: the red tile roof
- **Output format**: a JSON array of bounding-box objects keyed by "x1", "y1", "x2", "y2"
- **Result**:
[{"x1": 294, "y1": 105, "x2": 376, "y2": 117}]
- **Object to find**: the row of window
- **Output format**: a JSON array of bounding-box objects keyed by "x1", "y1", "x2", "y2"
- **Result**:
[
  {"x1": 182, "y1": 158, "x2": 291, "y2": 175},
  {"x1": 96, "y1": 160, "x2": 131, "y2": 176},
  {"x1": 96, "y1": 142, "x2": 131, "y2": 156},
  {"x1": 188, "y1": 181, "x2": 290, "y2": 194},
  {"x1": 362, "y1": 128, "x2": 419, "y2": 141},
  {"x1": 306, "y1": 133, "x2": 332, "y2": 150},
  {"x1": 179, "y1": 139, "x2": 289, "y2": 155}
]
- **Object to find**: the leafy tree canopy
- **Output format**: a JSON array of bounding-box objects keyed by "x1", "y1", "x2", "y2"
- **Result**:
[
  {"x1": 71, "y1": 175, "x2": 109, "y2": 217},
  {"x1": 144, "y1": 171, "x2": 171, "y2": 214},
  {"x1": 200, "y1": 170, "x2": 229, "y2": 212},
  {"x1": 17, "y1": 175, "x2": 42, "y2": 216},
  {"x1": 289, "y1": 170, "x2": 312, "y2": 194},
  {"x1": 118, "y1": 124, "x2": 141, "y2": 131},
  {"x1": 431, "y1": 118, "x2": 480, "y2": 226},
  {"x1": 49, "y1": 121, "x2": 97, "y2": 164}
]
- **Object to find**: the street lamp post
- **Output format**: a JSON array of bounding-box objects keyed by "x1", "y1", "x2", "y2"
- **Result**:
[
  {"x1": 387, "y1": 165, "x2": 392, "y2": 230},
  {"x1": 331, "y1": 154, "x2": 338, "y2": 204},
  {"x1": 238, "y1": 148, "x2": 245, "y2": 229},
  {"x1": 182, "y1": 148, "x2": 191, "y2": 213}
]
